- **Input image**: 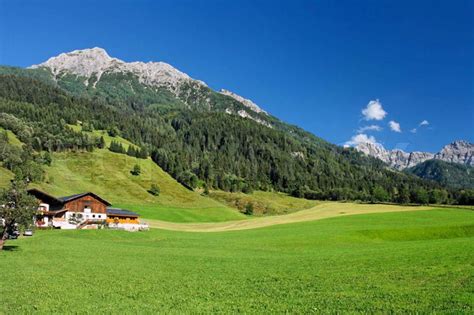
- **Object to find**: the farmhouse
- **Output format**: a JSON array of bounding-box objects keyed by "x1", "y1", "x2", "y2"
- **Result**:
[{"x1": 28, "y1": 189, "x2": 147, "y2": 231}]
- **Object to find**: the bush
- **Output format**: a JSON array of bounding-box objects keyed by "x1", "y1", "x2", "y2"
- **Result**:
[
  {"x1": 244, "y1": 203, "x2": 254, "y2": 215},
  {"x1": 130, "y1": 164, "x2": 141, "y2": 176},
  {"x1": 149, "y1": 184, "x2": 160, "y2": 196}
]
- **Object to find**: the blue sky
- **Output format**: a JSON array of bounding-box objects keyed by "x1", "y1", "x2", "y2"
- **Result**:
[{"x1": 0, "y1": 0, "x2": 472, "y2": 152}]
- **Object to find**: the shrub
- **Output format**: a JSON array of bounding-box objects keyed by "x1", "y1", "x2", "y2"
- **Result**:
[
  {"x1": 130, "y1": 164, "x2": 141, "y2": 176},
  {"x1": 149, "y1": 184, "x2": 160, "y2": 196},
  {"x1": 244, "y1": 203, "x2": 254, "y2": 215}
]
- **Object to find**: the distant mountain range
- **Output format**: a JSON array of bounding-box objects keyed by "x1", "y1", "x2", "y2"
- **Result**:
[{"x1": 356, "y1": 140, "x2": 474, "y2": 170}]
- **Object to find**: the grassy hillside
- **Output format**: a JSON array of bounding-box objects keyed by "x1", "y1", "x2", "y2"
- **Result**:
[
  {"x1": 0, "y1": 127, "x2": 19, "y2": 187},
  {"x1": 0, "y1": 125, "x2": 243, "y2": 222},
  {"x1": 67, "y1": 124, "x2": 139, "y2": 150},
  {"x1": 1, "y1": 209, "x2": 472, "y2": 313},
  {"x1": 209, "y1": 190, "x2": 319, "y2": 215},
  {"x1": 32, "y1": 148, "x2": 244, "y2": 222},
  {"x1": 0, "y1": 126, "x2": 22, "y2": 147},
  {"x1": 0, "y1": 167, "x2": 13, "y2": 188}
]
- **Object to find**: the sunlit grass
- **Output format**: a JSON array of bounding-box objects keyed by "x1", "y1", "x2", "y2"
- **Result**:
[{"x1": 1, "y1": 209, "x2": 472, "y2": 313}]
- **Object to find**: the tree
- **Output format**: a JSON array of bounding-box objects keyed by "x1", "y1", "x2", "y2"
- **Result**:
[
  {"x1": 42, "y1": 151, "x2": 52, "y2": 166},
  {"x1": 429, "y1": 189, "x2": 448, "y2": 204},
  {"x1": 291, "y1": 185, "x2": 305, "y2": 198},
  {"x1": 130, "y1": 164, "x2": 141, "y2": 176},
  {"x1": 149, "y1": 183, "x2": 160, "y2": 196},
  {"x1": 372, "y1": 186, "x2": 389, "y2": 203},
  {"x1": 127, "y1": 145, "x2": 137, "y2": 157},
  {"x1": 244, "y1": 203, "x2": 254, "y2": 215},
  {"x1": 97, "y1": 136, "x2": 106, "y2": 149},
  {"x1": 397, "y1": 185, "x2": 411, "y2": 204},
  {"x1": 107, "y1": 127, "x2": 120, "y2": 137},
  {"x1": 412, "y1": 188, "x2": 429, "y2": 205},
  {"x1": 202, "y1": 183, "x2": 210, "y2": 196},
  {"x1": 137, "y1": 147, "x2": 148, "y2": 159},
  {"x1": 0, "y1": 180, "x2": 37, "y2": 250}
]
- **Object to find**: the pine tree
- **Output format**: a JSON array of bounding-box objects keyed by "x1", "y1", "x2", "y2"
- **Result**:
[{"x1": 98, "y1": 136, "x2": 106, "y2": 149}]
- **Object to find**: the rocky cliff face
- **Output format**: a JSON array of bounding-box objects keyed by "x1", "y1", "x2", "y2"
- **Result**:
[
  {"x1": 29, "y1": 47, "x2": 268, "y2": 116},
  {"x1": 219, "y1": 89, "x2": 267, "y2": 114},
  {"x1": 30, "y1": 47, "x2": 201, "y2": 92},
  {"x1": 434, "y1": 140, "x2": 474, "y2": 166},
  {"x1": 356, "y1": 140, "x2": 473, "y2": 170}
]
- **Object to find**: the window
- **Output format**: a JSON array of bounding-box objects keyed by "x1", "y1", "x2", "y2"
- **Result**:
[{"x1": 92, "y1": 214, "x2": 96, "y2": 218}]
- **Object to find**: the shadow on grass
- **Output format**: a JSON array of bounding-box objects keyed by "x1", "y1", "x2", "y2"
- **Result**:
[{"x1": 1, "y1": 245, "x2": 20, "y2": 251}]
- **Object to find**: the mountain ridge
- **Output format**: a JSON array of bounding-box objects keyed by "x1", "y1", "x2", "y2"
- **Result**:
[
  {"x1": 356, "y1": 140, "x2": 474, "y2": 170},
  {"x1": 28, "y1": 47, "x2": 271, "y2": 122}
]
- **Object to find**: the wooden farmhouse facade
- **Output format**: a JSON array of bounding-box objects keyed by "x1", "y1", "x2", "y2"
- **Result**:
[{"x1": 28, "y1": 189, "x2": 146, "y2": 231}]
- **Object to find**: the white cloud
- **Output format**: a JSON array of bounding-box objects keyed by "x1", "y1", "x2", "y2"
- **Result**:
[
  {"x1": 362, "y1": 99, "x2": 387, "y2": 121},
  {"x1": 357, "y1": 125, "x2": 382, "y2": 133},
  {"x1": 410, "y1": 120, "x2": 429, "y2": 134},
  {"x1": 344, "y1": 133, "x2": 379, "y2": 147},
  {"x1": 389, "y1": 120, "x2": 401, "y2": 133}
]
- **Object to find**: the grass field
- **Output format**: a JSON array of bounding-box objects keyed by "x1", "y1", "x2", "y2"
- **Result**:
[
  {"x1": 145, "y1": 202, "x2": 435, "y2": 231},
  {"x1": 1, "y1": 208, "x2": 473, "y2": 313}
]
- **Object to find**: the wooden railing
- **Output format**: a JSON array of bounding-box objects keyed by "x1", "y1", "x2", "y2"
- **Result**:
[{"x1": 77, "y1": 219, "x2": 106, "y2": 229}]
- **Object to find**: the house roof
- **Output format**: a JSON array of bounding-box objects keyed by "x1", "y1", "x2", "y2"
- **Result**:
[
  {"x1": 28, "y1": 189, "x2": 112, "y2": 206},
  {"x1": 58, "y1": 192, "x2": 111, "y2": 206},
  {"x1": 106, "y1": 208, "x2": 140, "y2": 218},
  {"x1": 27, "y1": 188, "x2": 62, "y2": 204}
]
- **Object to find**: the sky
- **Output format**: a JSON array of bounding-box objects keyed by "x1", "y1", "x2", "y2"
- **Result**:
[{"x1": 0, "y1": 0, "x2": 472, "y2": 152}]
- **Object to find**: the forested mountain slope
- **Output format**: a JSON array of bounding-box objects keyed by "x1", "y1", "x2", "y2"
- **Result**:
[
  {"x1": 405, "y1": 160, "x2": 474, "y2": 189},
  {"x1": 0, "y1": 72, "x2": 449, "y2": 204}
]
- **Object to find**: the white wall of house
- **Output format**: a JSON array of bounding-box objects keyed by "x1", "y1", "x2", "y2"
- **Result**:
[
  {"x1": 39, "y1": 203, "x2": 50, "y2": 211},
  {"x1": 64, "y1": 211, "x2": 106, "y2": 221}
]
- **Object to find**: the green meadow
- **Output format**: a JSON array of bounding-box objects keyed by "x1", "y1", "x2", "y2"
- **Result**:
[{"x1": 1, "y1": 209, "x2": 473, "y2": 313}]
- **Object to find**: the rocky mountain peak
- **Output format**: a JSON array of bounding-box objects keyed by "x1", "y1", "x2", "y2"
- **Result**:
[
  {"x1": 356, "y1": 140, "x2": 473, "y2": 169},
  {"x1": 28, "y1": 48, "x2": 269, "y2": 115},
  {"x1": 30, "y1": 47, "x2": 198, "y2": 90},
  {"x1": 434, "y1": 140, "x2": 473, "y2": 166},
  {"x1": 30, "y1": 47, "x2": 115, "y2": 78}
]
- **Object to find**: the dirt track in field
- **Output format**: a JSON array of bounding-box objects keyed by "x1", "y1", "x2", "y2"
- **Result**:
[{"x1": 145, "y1": 202, "x2": 435, "y2": 232}]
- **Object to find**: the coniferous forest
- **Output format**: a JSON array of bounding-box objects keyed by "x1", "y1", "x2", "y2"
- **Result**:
[{"x1": 0, "y1": 73, "x2": 472, "y2": 205}]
